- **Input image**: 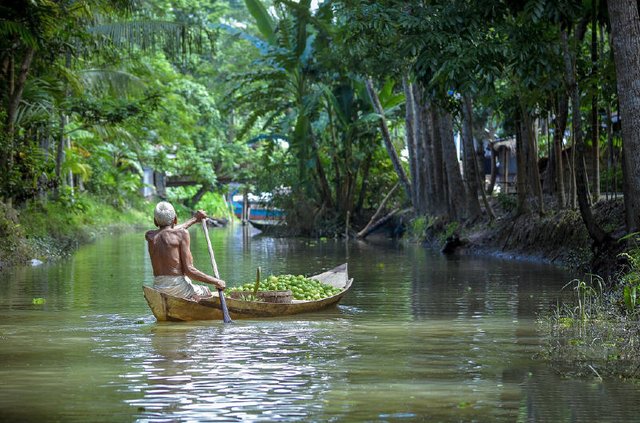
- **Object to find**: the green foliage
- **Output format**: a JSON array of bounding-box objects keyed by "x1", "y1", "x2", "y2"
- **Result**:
[
  {"x1": 619, "y1": 233, "x2": 640, "y2": 314},
  {"x1": 496, "y1": 193, "x2": 517, "y2": 213},
  {"x1": 195, "y1": 192, "x2": 232, "y2": 218},
  {"x1": 23, "y1": 193, "x2": 147, "y2": 241},
  {"x1": 407, "y1": 216, "x2": 427, "y2": 240},
  {"x1": 442, "y1": 221, "x2": 460, "y2": 244}
]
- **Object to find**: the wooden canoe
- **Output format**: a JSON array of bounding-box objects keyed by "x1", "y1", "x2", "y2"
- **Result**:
[{"x1": 142, "y1": 263, "x2": 352, "y2": 321}]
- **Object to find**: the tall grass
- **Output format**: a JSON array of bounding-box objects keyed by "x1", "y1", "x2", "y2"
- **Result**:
[{"x1": 539, "y1": 233, "x2": 640, "y2": 379}]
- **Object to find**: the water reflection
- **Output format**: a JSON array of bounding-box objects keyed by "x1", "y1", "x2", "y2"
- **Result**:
[
  {"x1": 120, "y1": 321, "x2": 352, "y2": 421},
  {"x1": 2, "y1": 227, "x2": 640, "y2": 422}
]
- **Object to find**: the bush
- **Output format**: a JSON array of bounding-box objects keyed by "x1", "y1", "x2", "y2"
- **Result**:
[
  {"x1": 496, "y1": 192, "x2": 517, "y2": 213},
  {"x1": 407, "y1": 216, "x2": 427, "y2": 240}
]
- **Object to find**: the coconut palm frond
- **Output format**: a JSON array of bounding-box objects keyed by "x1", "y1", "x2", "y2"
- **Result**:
[
  {"x1": 90, "y1": 124, "x2": 134, "y2": 143},
  {"x1": 0, "y1": 20, "x2": 38, "y2": 48},
  {"x1": 51, "y1": 61, "x2": 85, "y2": 96},
  {"x1": 14, "y1": 102, "x2": 54, "y2": 127},
  {"x1": 79, "y1": 69, "x2": 146, "y2": 96},
  {"x1": 87, "y1": 20, "x2": 208, "y2": 57}
]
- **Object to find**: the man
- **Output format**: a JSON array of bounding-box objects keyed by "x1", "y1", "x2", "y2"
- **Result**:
[{"x1": 146, "y1": 201, "x2": 226, "y2": 301}]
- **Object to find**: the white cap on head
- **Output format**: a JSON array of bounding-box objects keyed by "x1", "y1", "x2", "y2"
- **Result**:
[{"x1": 154, "y1": 201, "x2": 176, "y2": 227}]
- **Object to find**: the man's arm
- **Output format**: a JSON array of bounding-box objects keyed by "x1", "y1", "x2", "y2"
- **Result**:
[
  {"x1": 178, "y1": 229, "x2": 226, "y2": 289},
  {"x1": 175, "y1": 210, "x2": 207, "y2": 231}
]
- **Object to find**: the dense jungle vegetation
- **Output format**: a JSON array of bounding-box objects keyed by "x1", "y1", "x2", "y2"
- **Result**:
[{"x1": 1, "y1": 0, "x2": 640, "y2": 265}]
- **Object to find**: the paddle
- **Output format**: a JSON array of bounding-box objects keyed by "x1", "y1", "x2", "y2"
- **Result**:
[{"x1": 201, "y1": 220, "x2": 233, "y2": 323}]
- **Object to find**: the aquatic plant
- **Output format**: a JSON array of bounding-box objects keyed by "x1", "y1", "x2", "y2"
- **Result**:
[{"x1": 539, "y1": 236, "x2": 640, "y2": 380}]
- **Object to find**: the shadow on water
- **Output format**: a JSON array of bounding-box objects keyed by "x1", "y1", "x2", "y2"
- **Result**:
[{"x1": 1, "y1": 225, "x2": 640, "y2": 422}]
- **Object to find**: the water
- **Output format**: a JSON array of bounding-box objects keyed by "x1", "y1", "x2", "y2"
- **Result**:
[{"x1": 1, "y1": 226, "x2": 639, "y2": 422}]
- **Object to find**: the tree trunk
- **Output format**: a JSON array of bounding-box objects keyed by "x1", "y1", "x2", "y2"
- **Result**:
[
  {"x1": 310, "y1": 135, "x2": 333, "y2": 210},
  {"x1": 403, "y1": 78, "x2": 420, "y2": 211},
  {"x1": 429, "y1": 107, "x2": 447, "y2": 215},
  {"x1": 461, "y1": 94, "x2": 482, "y2": 220},
  {"x1": 188, "y1": 184, "x2": 211, "y2": 209},
  {"x1": 3, "y1": 48, "x2": 35, "y2": 173},
  {"x1": 365, "y1": 78, "x2": 412, "y2": 202},
  {"x1": 413, "y1": 84, "x2": 437, "y2": 214},
  {"x1": 356, "y1": 183, "x2": 398, "y2": 239},
  {"x1": 55, "y1": 113, "x2": 67, "y2": 188},
  {"x1": 464, "y1": 97, "x2": 495, "y2": 220},
  {"x1": 487, "y1": 144, "x2": 497, "y2": 194},
  {"x1": 522, "y1": 109, "x2": 544, "y2": 213},
  {"x1": 355, "y1": 152, "x2": 371, "y2": 214},
  {"x1": 606, "y1": 105, "x2": 615, "y2": 200},
  {"x1": 562, "y1": 29, "x2": 610, "y2": 244},
  {"x1": 438, "y1": 109, "x2": 466, "y2": 221},
  {"x1": 590, "y1": 5, "x2": 601, "y2": 202},
  {"x1": 607, "y1": 0, "x2": 640, "y2": 232},
  {"x1": 515, "y1": 111, "x2": 530, "y2": 215},
  {"x1": 553, "y1": 92, "x2": 568, "y2": 207}
]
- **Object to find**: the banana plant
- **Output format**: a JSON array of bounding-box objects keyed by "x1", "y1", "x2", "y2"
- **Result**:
[{"x1": 240, "y1": 0, "x2": 328, "y2": 197}]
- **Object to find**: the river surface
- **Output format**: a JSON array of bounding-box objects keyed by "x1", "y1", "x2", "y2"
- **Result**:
[{"x1": 1, "y1": 225, "x2": 639, "y2": 422}]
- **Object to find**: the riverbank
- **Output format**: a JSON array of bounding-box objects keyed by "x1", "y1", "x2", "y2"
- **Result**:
[
  {"x1": 415, "y1": 196, "x2": 640, "y2": 380},
  {"x1": 0, "y1": 193, "x2": 234, "y2": 270},
  {"x1": 420, "y1": 195, "x2": 628, "y2": 277},
  {"x1": 0, "y1": 196, "x2": 151, "y2": 269}
]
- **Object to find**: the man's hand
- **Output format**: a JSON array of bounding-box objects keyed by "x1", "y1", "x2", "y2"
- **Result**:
[
  {"x1": 194, "y1": 210, "x2": 208, "y2": 222},
  {"x1": 215, "y1": 279, "x2": 226, "y2": 290}
]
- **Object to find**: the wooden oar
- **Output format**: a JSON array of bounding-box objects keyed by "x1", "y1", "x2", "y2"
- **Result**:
[{"x1": 201, "y1": 220, "x2": 232, "y2": 323}]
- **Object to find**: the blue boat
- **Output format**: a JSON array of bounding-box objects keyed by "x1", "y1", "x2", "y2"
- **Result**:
[{"x1": 230, "y1": 192, "x2": 285, "y2": 221}]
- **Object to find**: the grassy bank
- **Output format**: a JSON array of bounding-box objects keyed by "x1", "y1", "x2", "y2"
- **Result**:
[
  {"x1": 537, "y1": 234, "x2": 640, "y2": 380},
  {"x1": 0, "y1": 191, "x2": 234, "y2": 269},
  {"x1": 0, "y1": 195, "x2": 151, "y2": 268}
]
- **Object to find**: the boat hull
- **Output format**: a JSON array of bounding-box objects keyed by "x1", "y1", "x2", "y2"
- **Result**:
[{"x1": 143, "y1": 264, "x2": 352, "y2": 321}]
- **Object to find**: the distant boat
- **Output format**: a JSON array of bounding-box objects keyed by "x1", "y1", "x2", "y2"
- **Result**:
[
  {"x1": 248, "y1": 219, "x2": 290, "y2": 236},
  {"x1": 230, "y1": 191, "x2": 285, "y2": 221}
]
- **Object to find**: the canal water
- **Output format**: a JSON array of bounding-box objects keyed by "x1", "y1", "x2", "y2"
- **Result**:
[{"x1": 1, "y1": 226, "x2": 639, "y2": 422}]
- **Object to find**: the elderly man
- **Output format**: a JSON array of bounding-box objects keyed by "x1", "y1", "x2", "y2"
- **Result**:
[{"x1": 146, "y1": 201, "x2": 226, "y2": 301}]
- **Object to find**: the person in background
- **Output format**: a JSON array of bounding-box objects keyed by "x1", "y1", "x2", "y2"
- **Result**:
[{"x1": 145, "y1": 201, "x2": 225, "y2": 301}]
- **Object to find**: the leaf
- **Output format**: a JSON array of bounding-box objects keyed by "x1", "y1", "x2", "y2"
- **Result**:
[{"x1": 244, "y1": 0, "x2": 276, "y2": 44}]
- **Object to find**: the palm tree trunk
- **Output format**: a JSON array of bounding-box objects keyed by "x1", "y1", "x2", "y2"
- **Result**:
[{"x1": 607, "y1": 0, "x2": 640, "y2": 232}]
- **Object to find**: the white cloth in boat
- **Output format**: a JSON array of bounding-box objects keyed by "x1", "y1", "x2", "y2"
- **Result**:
[{"x1": 153, "y1": 275, "x2": 212, "y2": 300}]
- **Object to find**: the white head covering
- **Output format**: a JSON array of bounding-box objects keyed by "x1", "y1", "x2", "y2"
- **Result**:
[{"x1": 154, "y1": 201, "x2": 176, "y2": 227}]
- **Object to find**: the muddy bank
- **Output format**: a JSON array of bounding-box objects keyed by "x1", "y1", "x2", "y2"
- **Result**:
[{"x1": 428, "y1": 198, "x2": 628, "y2": 277}]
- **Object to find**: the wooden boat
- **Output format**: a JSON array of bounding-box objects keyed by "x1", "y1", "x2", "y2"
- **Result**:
[
  {"x1": 142, "y1": 263, "x2": 352, "y2": 321},
  {"x1": 248, "y1": 219, "x2": 290, "y2": 236}
]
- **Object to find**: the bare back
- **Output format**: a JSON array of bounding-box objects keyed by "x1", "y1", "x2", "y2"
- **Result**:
[
  {"x1": 146, "y1": 227, "x2": 186, "y2": 277},
  {"x1": 145, "y1": 220, "x2": 224, "y2": 289}
]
